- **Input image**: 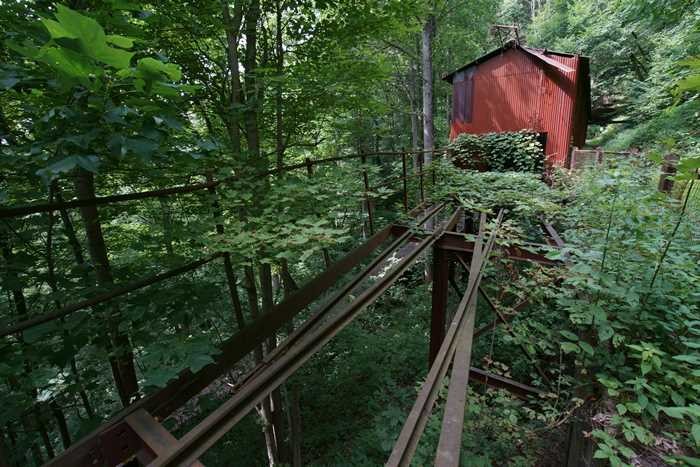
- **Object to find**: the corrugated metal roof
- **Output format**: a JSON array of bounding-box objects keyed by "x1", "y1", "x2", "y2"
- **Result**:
[{"x1": 443, "y1": 40, "x2": 586, "y2": 83}]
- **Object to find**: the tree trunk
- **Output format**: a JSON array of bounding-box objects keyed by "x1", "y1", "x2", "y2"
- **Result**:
[
  {"x1": 408, "y1": 56, "x2": 421, "y2": 171},
  {"x1": 279, "y1": 260, "x2": 298, "y2": 297},
  {"x1": 159, "y1": 197, "x2": 174, "y2": 256},
  {"x1": 222, "y1": 1, "x2": 244, "y2": 156},
  {"x1": 73, "y1": 169, "x2": 139, "y2": 406},
  {"x1": 275, "y1": 0, "x2": 285, "y2": 173},
  {"x1": 244, "y1": 265, "x2": 277, "y2": 465},
  {"x1": 421, "y1": 16, "x2": 436, "y2": 280},
  {"x1": 46, "y1": 187, "x2": 95, "y2": 422},
  {"x1": 289, "y1": 385, "x2": 302, "y2": 467},
  {"x1": 53, "y1": 183, "x2": 87, "y2": 272},
  {"x1": 244, "y1": 0, "x2": 262, "y2": 170},
  {"x1": 422, "y1": 15, "x2": 435, "y2": 166},
  {"x1": 1, "y1": 236, "x2": 45, "y2": 465},
  {"x1": 50, "y1": 402, "x2": 71, "y2": 449}
]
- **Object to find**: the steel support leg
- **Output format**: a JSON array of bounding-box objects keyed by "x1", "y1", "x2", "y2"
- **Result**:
[{"x1": 429, "y1": 246, "x2": 449, "y2": 365}]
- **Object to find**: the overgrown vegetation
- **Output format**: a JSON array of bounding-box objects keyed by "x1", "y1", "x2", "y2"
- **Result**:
[
  {"x1": 552, "y1": 160, "x2": 700, "y2": 466},
  {"x1": 1, "y1": 1, "x2": 699, "y2": 466},
  {"x1": 448, "y1": 131, "x2": 545, "y2": 173}
]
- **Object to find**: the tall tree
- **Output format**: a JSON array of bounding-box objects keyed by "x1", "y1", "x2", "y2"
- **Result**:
[{"x1": 422, "y1": 14, "x2": 436, "y2": 165}]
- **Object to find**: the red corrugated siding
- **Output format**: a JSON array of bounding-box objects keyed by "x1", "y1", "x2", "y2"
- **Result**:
[{"x1": 449, "y1": 48, "x2": 585, "y2": 167}]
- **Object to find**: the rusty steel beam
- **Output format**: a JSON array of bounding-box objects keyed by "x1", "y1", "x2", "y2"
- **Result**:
[
  {"x1": 438, "y1": 232, "x2": 560, "y2": 266},
  {"x1": 472, "y1": 298, "x2": 529, "y2": 339},
  {"x1": 453, "y1": 254, "x2": 551, "y2": 386},
  {"x1": 1, "y1": 151, "x2": 414, "y2": 219},
  {"x1": 0, "y1": 253, "x2": 224, "y2": 338},
  {"x1": 147, "y1": 210, "x2": 461, "y2": 466},
  {"x1": 387, "y1": 210, "x2": 503, "y2": 467},
  {"x1": 542, "y1": 222, "x2": 565, "y2": 248},
  {"x1": 125, "y1": 410, "x2": 204, "y2": 467},
  {"x1": 45, "y1": 225, "x2": 397, "y2": 467},
  {"x1": 45, "y1": 210, "x2": 448, "y2": 467},
  {"x1": 429, "y1": 245, "x2": 450, "y2": 365},
  {"x1": 2, "y1": 149, "x2": 439, "y2": 220},
  {"x1": 476, "y1": 285, "x2": 551, "y2": 385},
  {"x1": 468, "y1": 367, "x2": 544, "y2": 399},
  {"x1": 435, "y1": 213, "x2": 490, "y2": 467},
  {"x1": 429, "y1": 208, "x2": 464, "y2": 364}
]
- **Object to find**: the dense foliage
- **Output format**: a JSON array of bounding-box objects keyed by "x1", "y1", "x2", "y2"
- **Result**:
[
  {"x1": 553, "y1": 160, "x2": 700, "y2": 466},
  {"x1": 448, "y1": 131, "x2": 545, "y2": 173},
  {"x1": 1, "y1": 1, "x2": 699, "y2": 466}
]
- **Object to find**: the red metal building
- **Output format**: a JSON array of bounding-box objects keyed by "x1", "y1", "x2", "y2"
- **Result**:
[{"x1": 444, "y1": 41, "x2": 590, "y2": 167}]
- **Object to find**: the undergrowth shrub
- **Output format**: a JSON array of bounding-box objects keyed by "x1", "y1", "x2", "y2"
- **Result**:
[
  {"x1": 448, "y1": 131, "x2": 545, "y2": 173},
  {"x1": 552, "y1": 160, "x2": 700, "y2": 465}
]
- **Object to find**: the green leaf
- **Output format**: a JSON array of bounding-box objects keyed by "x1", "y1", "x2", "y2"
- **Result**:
[
  {"x1": 579, "y1": 341, "x2": 595, "y2": 356},
  {"x1": 677, "y1": 74, "x2": 700, "y2": 92},
  {"x1": 186, "y1": 354, "x2": 214, "y2": 373},
  {"x1": 92, "y1": 44, "x2": 134, "y2": 69},
  {"x1": 638, "y1": 394, "x2": 649, "y2": 409},
  {"x1": 559, "y1": 330, "x2": 579, "y2": 341},
  {"x1": 54, "y1": 5, "x2": 105, "y2": 44},
  {"x1": 106, "y1": 34, "x2": 134, "y2": 49},
  {"x1": 661, "y1": 407, "x2": 687, "y2": 419},
  {"x1": 598, "y1": 324, "x2": 615, "y2": 342},
  {"x1": 561, "y1": 342, "x2": 580, "y2": 354},
  {"x1": 23, "y1": 321, "x2": 59, "y2": 344},
  {"x1": 39, "y1": 46, "x2": 99, "y2": 82},
  {"x1": 691, "y1": 424, "x2": 700, "y2": 447},
  {"x1": 616, "y1": 403, "x2": 627, "y2": 415},
  {"x1": 41, "y1": 18, "x2": 74, "y2": 39},
  {"x1": 618, "y1": 445, "x2": 635, "y2": 459},
  {"x1": 44, "y1": 5, "x2": 133, "y2": 69},
  {"x1": 0, "y1": 75, "x2": 19, "y2": 90},
  {"x1": 144, "y1": 367, "x2": 178, "y2": 388},
  {"x1": 673, "y1": 354, "x2": 700, "y2": 365},
  {"x1": 136, "y1": 57, "x2": 182, "y2": 81}
]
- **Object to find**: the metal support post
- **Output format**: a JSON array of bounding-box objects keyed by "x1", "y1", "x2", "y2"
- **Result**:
[
  {"x1": 401, "y1": 149, "x2": 408, "y2": 213},
  {"x1": 429, "y1": 246, "x2": 449, "y2": 365},
  {"x1": 360, "y1": 152, "x2": 375, "y2": 235},
  {"x1": 418, "y1": 153, "x2": 425, "y2": 204}
]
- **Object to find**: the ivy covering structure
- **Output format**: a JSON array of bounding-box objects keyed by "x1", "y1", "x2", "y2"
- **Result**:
[{"x1": 448, "y1": 131, "x2": 545, "y2": 173}]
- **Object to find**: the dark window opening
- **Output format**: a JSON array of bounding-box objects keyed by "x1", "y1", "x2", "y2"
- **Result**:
[
  {"x1": 452, "y1": 67, "x2": 475, "y2": 123},
  {"x1": 536, "y1": 132, "x2": 548, "y2": 154}
]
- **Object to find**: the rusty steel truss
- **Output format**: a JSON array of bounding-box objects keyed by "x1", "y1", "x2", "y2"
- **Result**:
[
  {"x1": 36, "y1": 207, "x2": 561, "y2": 467},
  {"x1": 1, "y1": 148, "x2": 567, "y2": 467}
]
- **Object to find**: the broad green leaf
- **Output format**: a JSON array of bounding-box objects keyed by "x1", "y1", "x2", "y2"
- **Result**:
[
  {"x1": 579, "y1": 341, "x2": 595, "y2": 356},
  {"x1": 106, "y1": 34, "x2": 135, "y2": 49},
  {"x1": 559, "y1": 330, "x2": 579, "y2": 341},
  {"x1": 661, "y1": 407, "x2": 687, "y2": 419},
  {"x1": 92, "y1": 45, "x2": 134, "y2": 69},
  {"x1": 137, "y1": 57, "x2": 182, "y2": 81},
  {"x1": 54, "y1": 5, "x2": 106, "y2": 48},
  {"x1": 677, "y1": 75, "x2": 700, "y2": 92},
  {"x1": 39, "y1": 46, "x2": 99, "y2": 81},
  {"x1": 41, "y1": 18, "x2": 74, "y2": 39}
]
